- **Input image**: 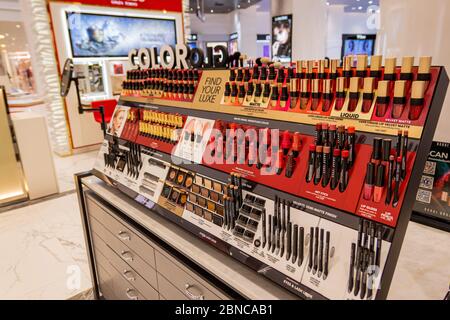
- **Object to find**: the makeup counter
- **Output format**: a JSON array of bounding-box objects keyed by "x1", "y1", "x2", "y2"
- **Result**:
[{"x1": 77, "y1": 54, "x2": 449, "y2": 300}]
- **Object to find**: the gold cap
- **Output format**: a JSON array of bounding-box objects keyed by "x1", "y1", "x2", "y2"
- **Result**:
[
  {"x1": 307, "y1": 60, "x2": 314, "y2": 74},
  {"x1": 337, "y1": 77, "x2": 345, "y2": 92},
  {"x1": 384, "y1": 57, "x2": 397, "y2": 74},
  {"x1": 344, "y1": 56, "x2": 352, "y2": 71},
  {"x1": 394, "y1": 80, "x2": 406, "y2": 98},
  {"x1": 349, "y1": 77, "x2": 360, "y2": 93},
  {"x1": 296, "y1": 60, "x2": 302, "y2": 72},
  {"x1": 312, "y1": 79, "x2": 320, "y2": 93},
  {"x1": 323, "y1": 79, "x2": 332, "y2": 94},
  {"x1": 301, "y1": 79, "x2": 309, "y2": 93},
  {"x1": 371, "y1": 55, "x2": 383, "y2": 71},
  {"x1": 363, "y1": 78, "x2": 375, "y2": 93},
  {"x1": 401, "y1": 56, "x2": 414, "y2": 74},
  {"x1": 331, "y1": 59, "x2": 339, "y2": 73},
  {"x1": 357, "y1": 55, "x2": 368, "y2": 71},
  {"x1": 290, "y1": 78, "x2": 298, "y2": 92},
  {"x1": 411, "y1": 81, "x2": 425, "y2": 99},
  {"x1": 418, "y1": 56, "x2": 432, "y2": 74},
  {"x1": 377, "y1": 81, "x2": 389, "y2": 97},
  {"x1": 319, "y1": 60, "x2": 326, "y2": 74}
]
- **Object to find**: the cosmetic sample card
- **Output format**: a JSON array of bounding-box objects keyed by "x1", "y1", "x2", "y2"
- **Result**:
[
  {"x1": 134, "y1": 155, "x2": 170, "y2": 203},
  {"x1": 173, "y1": 117, "x2": 215, "y2": 164}
]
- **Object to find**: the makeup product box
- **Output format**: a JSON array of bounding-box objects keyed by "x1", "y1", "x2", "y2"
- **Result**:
[{"x1": 413, "y1": 141, "x2": 450, "y2": 224}]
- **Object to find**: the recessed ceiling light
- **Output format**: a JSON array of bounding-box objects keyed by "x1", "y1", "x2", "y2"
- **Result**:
[
  {"x1": 368, "y1": 0, "x2": 373, "y2": 3},
  {"x1": 1, "y1": 44, "x2": 6, "y2": 48},
  {"x1": 16, "y1": 24, "x2": 21, "y2": 28},
  {"x1": 326, "y1": 2, "x2": 330, "y2": 5},
  {"x1": 0, "y1": 35, "x2": 4, "y2": 40},
  {"x1": 210, "y1": 9, "x2": 214, "y2": 13},
  {"x1": 358, "y1": 6, "x2": 363, "y2": 10}
]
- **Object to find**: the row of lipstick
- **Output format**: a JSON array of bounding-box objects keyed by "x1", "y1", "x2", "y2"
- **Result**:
[
  {"x1": 363, "y1": 131, "x2": 409, "y2": 207},
  {"x1": 306, "y1": 124, "x2": 357, "y2": 192},
  {"x1": 348, "y1": 220, "x2": 383, "y2": 300},
  {"x1": 137, "y1": 110, "x2": 185, "y2": 144}
]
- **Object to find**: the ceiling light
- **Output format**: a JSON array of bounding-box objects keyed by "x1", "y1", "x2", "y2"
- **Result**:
[
  {"x1": 210, "y1": 9, "x2": 214, "y2": 13},
  {"x1": 358, "y1": 6, "x2": 363, "y2": 10},
  {"x1": 0, "y1": 35, "x2": 4, "y2": 40},
  {"x1": 16, "y1": 24, "x2": 21, "y2": 28},
  {"x1": 326, "y1": 2, "x2": 330, "y2": 5},
  {"x1": 368, "y1": 0, "x2": 373, "y2": 3},
  {"x1": 1, "y1": 44, "x2": 6, "y2": 48}
]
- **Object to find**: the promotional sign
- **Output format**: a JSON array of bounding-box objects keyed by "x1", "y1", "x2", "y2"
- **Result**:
[
  {"x1": 272, "y1": 15, "x2": 292, "y2": 63},
  {"x1": 414, "y1": 141, "x2": 450, "y2": 223},
  {"x1": 53, "y1": 0, "x2": 182, "y2": 12}
]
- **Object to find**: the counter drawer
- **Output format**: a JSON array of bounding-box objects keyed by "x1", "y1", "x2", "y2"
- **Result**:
[
  {"x1": 157, "y1": 273, "x2": 187, "y2": 300},
  {"x1": 86, "y1": 195, "x2": 156, "y2": 268}
]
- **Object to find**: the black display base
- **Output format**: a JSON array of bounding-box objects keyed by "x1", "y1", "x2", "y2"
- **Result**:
[{"x1": 411, "y1": 212, "x2": 450, "y2": 233}]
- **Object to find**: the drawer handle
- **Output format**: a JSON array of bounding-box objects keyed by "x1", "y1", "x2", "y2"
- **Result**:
[
  {"x1": 126, "y1": 288, "x2": 139, "y2": 300},
  {"x1": 123, "y1": 270, "x2": 136, "y2": 282},
  {"x1": 184, "y1": 284, "x2": 205, "y2": 300},
  {"x1": 120, "y1": 250, "x2": 134, "y2": 262},
  {"x1": 118, "y1": 231, "x2": 131, "y2": 241}
]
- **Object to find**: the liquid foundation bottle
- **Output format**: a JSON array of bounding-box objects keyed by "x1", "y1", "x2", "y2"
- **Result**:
[
  {"x1": 356, "y1": 55, "x2": 368, "y2": 79},
  {"x1": 409, "y1": 81, "x2": 426, "y2": 121},
  {"x1": 246, "y1": 81, "x2": 254, "y2": 102},
  {"x1": 238, "y1": 83, "x2": 246, "y2": 104},
  {"x1": 254, "y1": 81, "x2": 263, "y2": 103},
  {"x1": 348, "y1": 77, "x2": 360, "y2": 112},
  {"x1": 280, "y1": 85, "x2": 289, "y2": 108},
  {"x1": 392, "y1": 81, "x2": 407, "y2": 119},
  {"x1": 362, "y1": 77, "x2": 375, "y2": 113},
  {"x1": 231, "y1": 83, "x2": 238, "y2": 104},
  {"x1": 300, "y1": 79, "x2": 310, "y2": 110},
  {"x1": 375, "y1": 81, "x2": 389, "y2": 117},
  {"x1": 335, "y1": 77, "x2": 346, "y2": 111},
  {"x1": 400, "y1": 56, "x2": 414, "y2": 94},
  {"x1": 322, "y1": 79, "x2": 333, "y2": 112},
  {"x1": 417, "y1": 56, "x2": 432, "y2": 91},
  {"x1": 383, "y1": 57, "x2": 397, "y2": 94},
  {"x1": 311, "y1": 79, "x2": 321, "y2": 111},
  {"x1": 262, "y1": 82, "x2": 271, "y2": 103},
  {"x1": 290, "y1": 78, "x2": 299, "y2": 109}
]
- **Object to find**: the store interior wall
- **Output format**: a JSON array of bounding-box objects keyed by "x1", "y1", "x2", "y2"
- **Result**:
[{"x1": 376, "y1": 0, "x2": 450, "y2": 143}]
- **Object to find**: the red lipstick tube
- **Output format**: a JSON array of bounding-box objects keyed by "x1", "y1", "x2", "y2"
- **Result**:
[
  {"x1": 299, "y1": 79, "x2": 310, "y2": 110},
  {"x1": 362, "y1": 77, "x2": 375, "y2": 113},
  {"x1": 375, "y1": 81, "x2": 389, "y2": 117},
  {"x1": 322, "y1": 79, "x2": 333, "y2": 112},
  {"x1": 334, "y1": 77, "x2": 346, "y2": 111},
  {"x1": 281, "y1": 131, "x2": 292, "y2": 155},
  {"x1": 348, "y1": 77, "x2": 360, "y2": 112},
  {"x1": 292, "y1": 132, "x2": 301, "y2": 158},
  {"x1": 409, "y1": 81, "x2": 426, "y2": 120},
  {"x1": 363, "y1": 162, "x2": 375, "y2": 200},
  {"x1": 373, "y1": 164, "x2": 386, "y2": 203},
  {"x1": 311, "y1": 79, "x2": 321, "y2": 111}
]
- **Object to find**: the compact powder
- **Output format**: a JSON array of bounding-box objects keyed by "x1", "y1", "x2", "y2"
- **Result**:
[
  {"x1": 195, "y1": 175, "x2": 203, "y2": 185},
  {"x1": 207, "y1": 201, "x2": 216, "y2": 212},
  {"x1": 194, "y1": 206, "x2": 203, "y2": 217},
  {"x1": 198, "y1": 197, "x2": 207, "y2": 207},
  {"x1": 210, "y1": 191, "x2": 219, "y2": 203},
  {"x1": 216, "y1": 205, "x2": 224, "y2": 216},
  {"x1": 192, "y1": 185, "x2": 201, "y2": 194},
  {"x1": 213, "y1": 182, "x2": 222, "y2": 193},
  {"x1": 203, "y1": 210, "x2": 213, "y2": 222},
  {"x1": 170, "y1": 189, "x2": 180, "y2": 203},
  {"x1": 184, "y1": 175, "x2": 194, "y2": 188},
  {"x1": 189, "y1": 193, "x2": 197, "y2": 203},
  {"x1": 201, "y1": 188, "x2": 209, "y2": 198},
  {"x1": 212, "y1": 215, "x2": 223, "y2": 227},
  {"x1": 204, "y1": 178, "x2": 212, "y2": 189},
  {"x1": 179, "y1": 193, "x2": 187, "y2": 206},
  {"x1": 186, "y1": 202, "x2": 194, "y2": 212},
  {"x1": 162, "y1": 184, "x2": 172, "y2": 198},
  {"x1": 177, "y1": 171, "x2": 187, "y2": 185},
  {"x1": 168, "y1": 168, "x2": 178, "y2": 181}
]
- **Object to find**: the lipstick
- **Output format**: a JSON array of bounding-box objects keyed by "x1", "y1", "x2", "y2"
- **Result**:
[
  {"x1": 322, "y1": 80, "x2": 333, "y2": 112},
  {"x1": 383, "y1": 57, "x2": 397, "y2": 82},
  {"x1": 275, "y1": 149, "x2": 284, "y2": 175},
  {"x1": 230, "y1": 82, "x2": 238, "y2": 103},
  {"x1": 322, "y1": 146, "x2": 331, "y2": 187},
  {"x1": 348, "y1": 77, "x2": 360, "y2": 112},
  {"x1": 392, "y1": 81, "x2": 407, "y2": 119},
  {"x1": 321, "y1": 123, "x2": 329, "y2": 146},
  {"x1": 370, "y1": 55, "x2": 383, "y2": 79},
  {"x1": 287, "y1": 67, "x2": 295, "y2": 82},
  {"x1": 252, "y1": 65, "x2": 260, "y2": 80},
  {"x1": 356, "y1": 55, "x2": 368, "y2": 79},
  {"x1": 236, "y1": 68, "x2": 244, "y2": 82},
  {"x1": 347, "y1": 126, "x2": 356, "y2": 168},
  {"x1": 260, "y1": 66, "x2": 268, "y2": 81},
  {"x1": 348, "y1": 243, "x2": 356, "y2": 293},
  {"x1": 375, "y1": 80, "x2": 389, "y2": 117},
  {"x1": 262, "y1": 82, "x2": 271, "y2": 103},
  {"x1": 290, "y1": 78, "x2": 299, "y2": 108},
  {"x1": 330, "y1": 149, "x2": 341, "y2": 190},
  {"x1": 280, "y1": 85, "x2": 289, "y2": 108},
  {"x1": 244, "y1": 68, "x2": 251, "y2": 83},
  {"x1": 315, "y1": 123, "x2": 323, "y2": 146},
  {"x1": 374, "y1": 164, "x2": 385, "y2": 203},
  {"x1": 268, "y1": 65, "x2": 277, "y2": 84},
  {"x1": 238, "y1": 83, "x2": 246, "y2": 104},
  {"x1": 300, "y1": 79, "x2": 310, "y2": 110},
  {"x1": 343, "y1": 56, "x2": 354, "y2": 82},
  {"x1": 281, "y1": 131, "x2": 292, "y2": 156},
  {"x1": 335, "y1": 77, "x2": 346, "y2": 111},
  {"x1": 311, "y1": 79, "x2": 321, "y2": 111},
  {"x1": 409, "y1": 81, "x2": 426, "y2": 120},
  {"x1": 372, "y1": 138, "x2": 382, "y2": 166},
  {"x1": 246, "y1": 81, "x2": 254, "y2": 102},
  {"x1": 385, "y1": 155, "x2": 395, "y2": 205},
  {"x1": 382, "y1": 139, "x2": 392, "y2": 163},
  {"x1": 417, "y1": 56, "x2": 432, "y2": 90},
  {"x1": 396, "y1": 130, "x2": 403, "y2": 157},
  {"x1": 229, "y1": 69, "x2": 236, "y2": 82},
  {"x1": 285, "y1": 152, "x2": 295, "y2": 178},
  {"x1": 392, "y1": 156, "x2": 402, "y2": 207},
  {"x1": 362, "y1": 77, "x2": 375, "y2": 113},
  {"x1": 400, "y1": 56, "x2": 414, "y2": 93},
  {"x1": 314, "y1": 146, "x2": 323, "y2": 185},
  {"x1": 364, "y1": 163, "x2": 375, "y2": 201},
  {"x1": 306, "y1": 60, "x2": 314, "y2": 79},
  {"x1": 328, "y1": 124, "x2": 337, "y2": 151},
  {"x1": 295, "y1": 60, "x2": 303, "y2": 79},
  {"x1": 306, "y1": 144, "x2": 316, "y2": 183},
  {"x1": 339, "y1": 150, "x2": 350, "y2": 192},
  {"x1": 402, "y1": 131, "x2": 409, "y2": 180},
  {"x1": 292, "y1": 132, "x2": 301, "y2": 158},
  {"x1": 278, "y1": 67, "x2": 286, "y2": 85},
  {"x1": 337, "y1": 125, "x2": 345, "y2": 150}
]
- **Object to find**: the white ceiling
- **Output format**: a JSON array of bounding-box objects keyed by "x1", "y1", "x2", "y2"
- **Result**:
[{"x1": 328, "y1": 0, "x2": 380, "y2": 12}]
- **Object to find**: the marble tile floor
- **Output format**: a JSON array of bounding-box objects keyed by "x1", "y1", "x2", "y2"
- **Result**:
[
  {"x1": 0, "y1": 188, "x2": 448, "y2": 299},
  {"x1": 0, "y1": 193, "x2": 92, "y2": 300}
]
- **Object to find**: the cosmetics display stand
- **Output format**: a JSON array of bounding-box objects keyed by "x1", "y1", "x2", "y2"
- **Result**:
[{"x1": 89, "y1": 57, "x2": 448, "y2": 300}]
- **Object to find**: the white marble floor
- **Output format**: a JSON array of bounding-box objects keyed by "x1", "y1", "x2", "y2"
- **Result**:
[
  {"x1": 0, "y1": 193, "x2": 92, "y2": 300},
  {"x1": 53, "y1": 150, "x2": 99, "y2": 193}
]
